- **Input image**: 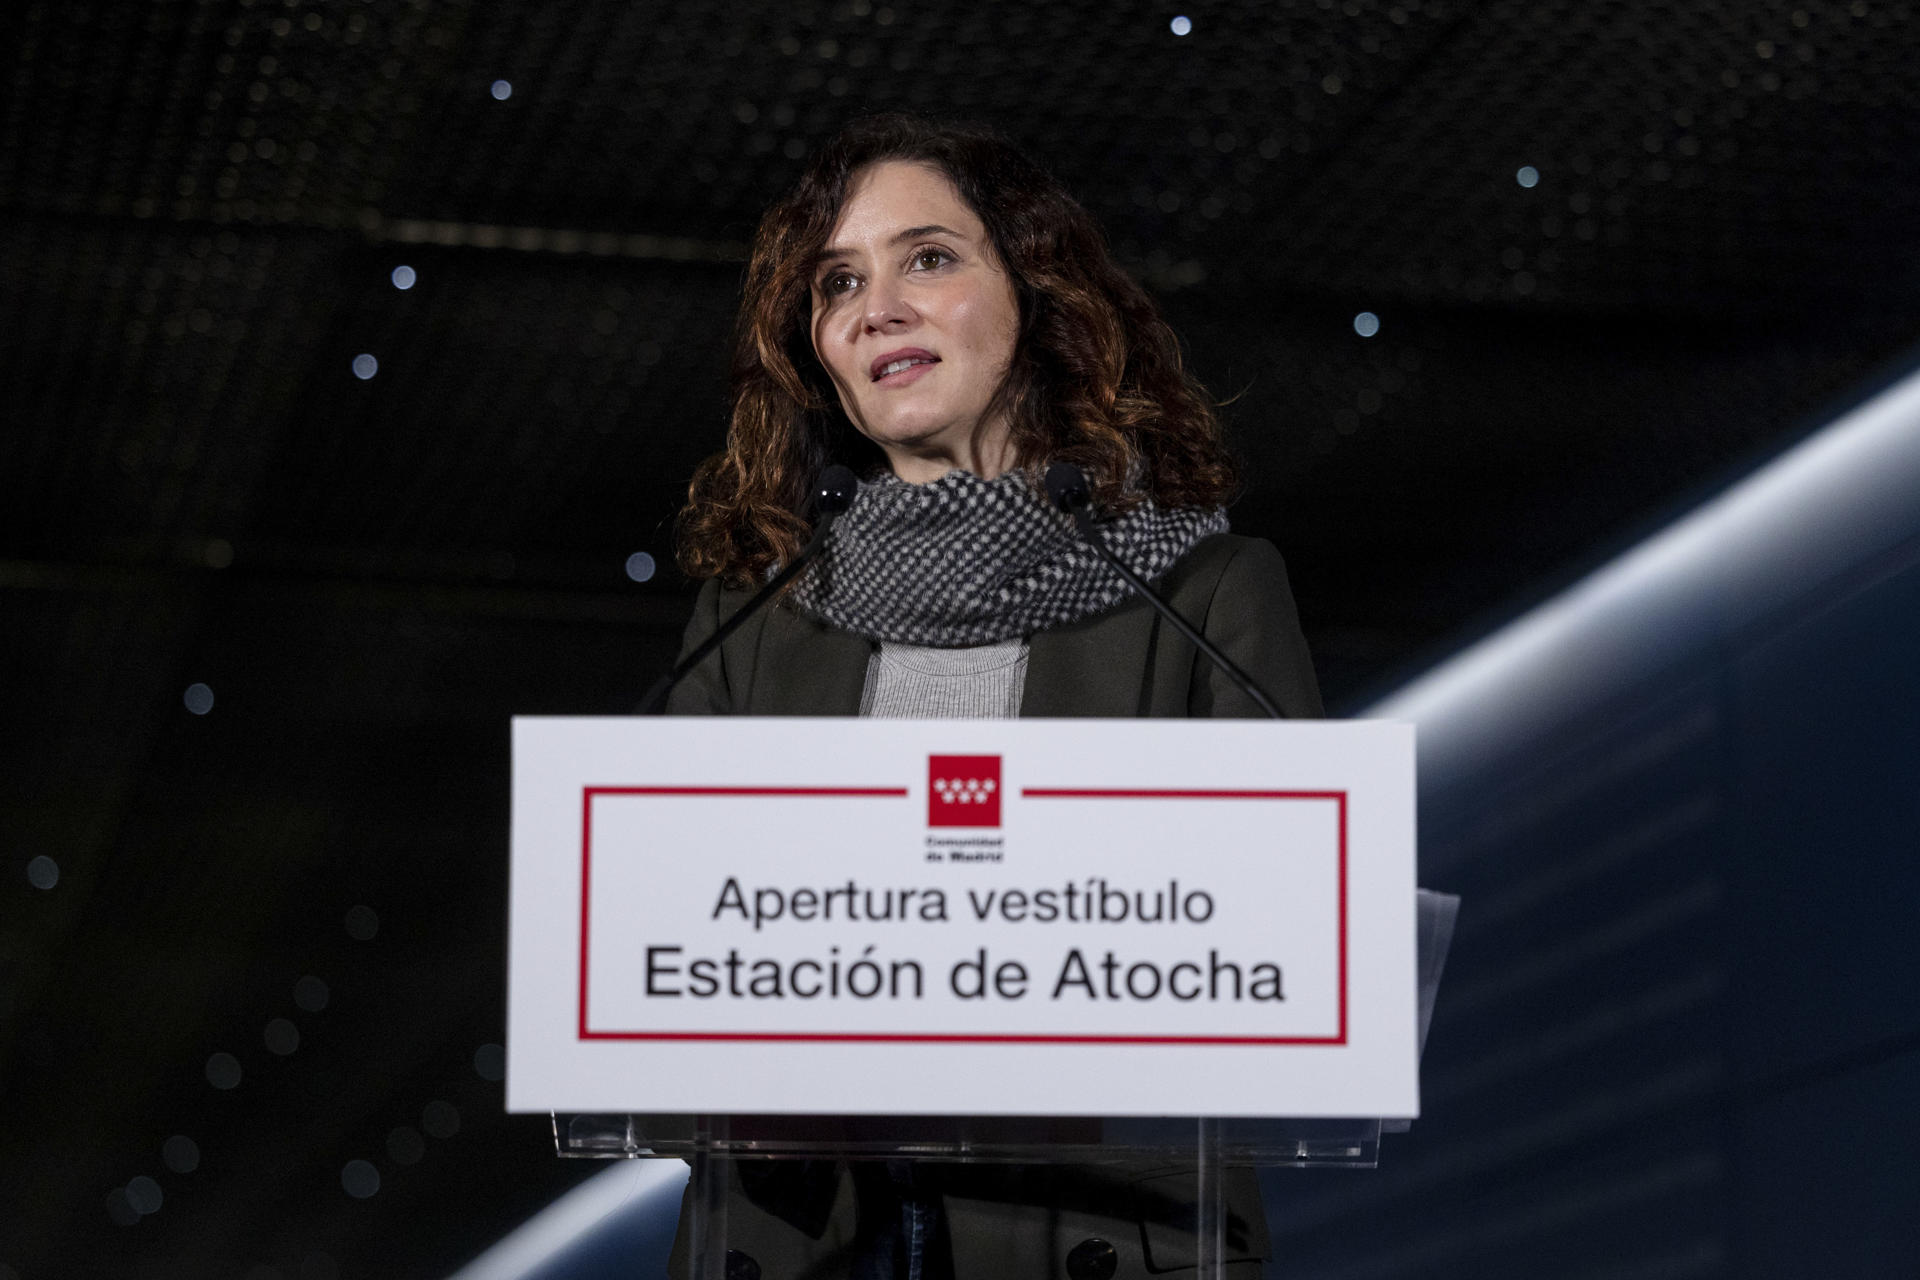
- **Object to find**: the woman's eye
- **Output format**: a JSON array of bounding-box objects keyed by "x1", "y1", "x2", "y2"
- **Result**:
[
  {"x1": 820, "y1": 271, "x2": 858, "y2": 296},
  {"x1": 910, "y1": 247, "x2": 952, "y2": 271}
]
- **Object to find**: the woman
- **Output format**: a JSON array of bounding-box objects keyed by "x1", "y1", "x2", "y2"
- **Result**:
[{"x1": 667, "y1": 114, "x2": 1318, "y2": 1277}]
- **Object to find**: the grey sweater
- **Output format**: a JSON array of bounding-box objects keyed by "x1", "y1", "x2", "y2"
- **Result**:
[{"x1": 857, "y1": 639, "x2": 1028, "y2": 718}]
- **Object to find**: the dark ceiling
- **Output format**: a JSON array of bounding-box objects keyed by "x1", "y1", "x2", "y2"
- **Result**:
[{"x1": 3, "y1": 0, "x2": 1918, "y2": 1277}]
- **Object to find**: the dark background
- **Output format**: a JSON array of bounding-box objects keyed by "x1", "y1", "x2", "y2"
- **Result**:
[{"x1": 4, "y1": 1, "x2": 1918, "y2": 1277}]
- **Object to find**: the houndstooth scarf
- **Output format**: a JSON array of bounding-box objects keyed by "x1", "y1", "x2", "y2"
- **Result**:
[{"x1": 786, "y1": 468, "x2": 1228, "y2": 646}]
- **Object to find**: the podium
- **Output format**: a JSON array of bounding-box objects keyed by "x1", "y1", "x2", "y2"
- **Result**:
[{"x1": 511, "y1": 719, "x2": 1446, "y2": 1278}]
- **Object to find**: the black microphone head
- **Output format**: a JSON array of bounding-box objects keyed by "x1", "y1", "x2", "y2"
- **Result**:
[
  {"x1": 1044, "y1": 461, "x2": 1092, "y2": 513},
  {"x1": 814, "y1": 465, "x2": 858, "y2": 515}
]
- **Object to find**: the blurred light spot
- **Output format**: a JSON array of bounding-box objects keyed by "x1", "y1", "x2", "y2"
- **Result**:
[
  {"x1": 1516, "y1": 165, "x2": 1541, "y2": 188},
  {"x1": 163, "y1": 1135, "x2": 201, "y2": 1174},
  {"x1": 422, "y1": 1099, "x2": 461, "y2": 1139},
  {"x1": 387, "y1": 1125, "x2": 426, "y2": 1165},
  {"x1": 184, "y1": 683, "x2": 215, "y2": 715},
  {"x1": 204, "y1": 538, "x2": 234, "y2": 569},
  {"x1": 206, "y1": 1052, "x2": 243, "y2": 1090},
  {"x1": 341, "y1": 1159, "x2": 380, "y2": 1199},
  {"x1": 27, "y1": 856, "x2": 59, "y2": 890},
  {"x1": 474, "y1": 1042, "x2": 506, "y2": 1082},
  {"x1": 351, "y1": 353, "x2": 378, "y2": 380},
  {"x1": 1353, "y1": 311, "x2": 1381, "y2": 338},
  {"x1": 294, "y1": 975, "x2": 331, "y2": 1012},
  {"x1": 264, "y1": 1017, "x2": 300, "y2": 1056},
  {"x1": 126, "y1": 1175, "x2": 163, "y2": 1215},
  {"x1": 300, "y1": 1252, "x2": 340, "y2": 1280},
  {"x1": 106, "y1": 1187, "x2": 140, "y2": 1227},
  {"x1": 490, "y1": 79, "x2": 512, "y2": 100},
  {"x1": 344, "y1": 905, "x2": 379, "y2": 941},
  {"x1": 391, "y1": 264, "x2": 416, "y2": 290},
  {"x1": 1170, "y1": 15, "x2": 1192, "y2": 35},
  {"x1": 1321, "y1": 74, "x2": 1342, "y2": 94},
  {"x1": 624, "y1": 552, "x2": 657, "y2": 583}
]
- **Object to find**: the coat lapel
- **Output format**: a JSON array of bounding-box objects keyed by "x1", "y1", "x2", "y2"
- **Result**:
[
  {"x1": 1020, "y1": 597, "x2": 1157, "y2": 718},
  {"x1": 751, "y1": 605, "x2": 872, "y2": 715}
]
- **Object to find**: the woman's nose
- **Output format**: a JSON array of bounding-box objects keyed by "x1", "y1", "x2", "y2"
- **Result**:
[{"x1": 861, "y1": 278, "x2": 914, "y2": 330}]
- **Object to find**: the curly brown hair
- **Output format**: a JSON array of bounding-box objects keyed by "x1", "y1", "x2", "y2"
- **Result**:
[{"x1": 678, "y1": 113, "x2": 1238, "y2": 587}]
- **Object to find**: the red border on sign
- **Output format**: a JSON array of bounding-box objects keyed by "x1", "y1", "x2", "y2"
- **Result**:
[{"x1": 578, "y1": 785, "x2": 1347, "y2": 1046}]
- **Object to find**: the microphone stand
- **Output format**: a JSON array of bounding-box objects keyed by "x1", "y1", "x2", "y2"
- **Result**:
[
  {"x1": 637, "y1": 466, "x2": 857, "y2": 715},
  {"x1": 1045, "y1": 462, "x2": 1284, "y2": 720}
]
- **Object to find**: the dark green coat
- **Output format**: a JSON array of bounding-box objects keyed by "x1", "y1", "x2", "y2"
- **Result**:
[
  {"x1": 665, "y1": 533, "x2": 1323, "y2": 720},
  {"x1": 664, "y1": 532, "x2": 1318, "y2": 1278}
]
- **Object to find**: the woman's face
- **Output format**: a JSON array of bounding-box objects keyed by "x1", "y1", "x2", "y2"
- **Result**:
[{"x1": 809, "y1": 160, "x2": 1021, "y2": 483}]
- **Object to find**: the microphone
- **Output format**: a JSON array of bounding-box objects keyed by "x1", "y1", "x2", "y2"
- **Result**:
[
  {"x1": 637, "y1": 465, "x2": 858, "y2": 714},
  {"x1": 1044, "y1": 462, "x2": 1284, "y2": 719}
]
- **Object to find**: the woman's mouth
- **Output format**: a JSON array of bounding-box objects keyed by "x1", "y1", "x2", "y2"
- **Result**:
[{"x1": 870, "y1": 349, "x2": 939, "y2": 382}]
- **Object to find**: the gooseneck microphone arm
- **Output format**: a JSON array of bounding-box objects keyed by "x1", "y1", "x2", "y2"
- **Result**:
[
  {"x1": 1044, "y1": 462, "x2": 1285, "y2": 720},
  {"x1": 637, "y1": 465, "x2": 858, "y2": 715}
]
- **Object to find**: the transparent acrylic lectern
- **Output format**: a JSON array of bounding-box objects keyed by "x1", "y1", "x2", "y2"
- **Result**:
[{"x1": 551, "y1": 891, "x2": 1457, "y2": 1279}]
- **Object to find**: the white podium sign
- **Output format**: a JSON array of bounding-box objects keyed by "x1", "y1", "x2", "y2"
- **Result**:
[{"x1": 508, "y1": 717, "x2": 1417, "y2": 1118}]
